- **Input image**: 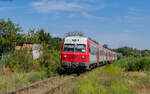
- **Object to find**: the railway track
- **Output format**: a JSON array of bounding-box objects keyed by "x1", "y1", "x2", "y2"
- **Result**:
[
  {"x1": 7, "y1": 75, "x2": 73, "y2": 94},
  {"x1": 7, "y1": 66, "x2": 105, "y2": 94},
  {"x1": 43, "y1": 66, "x2": 105, "y2": 94}
]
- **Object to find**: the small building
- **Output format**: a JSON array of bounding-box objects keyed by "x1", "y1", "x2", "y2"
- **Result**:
[{"x1": 16, "y1": 43, "x2": 42, "y2": 60}]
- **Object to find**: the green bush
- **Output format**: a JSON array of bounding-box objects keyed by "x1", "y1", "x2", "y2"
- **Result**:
[
  {"x1": 114, "y1": 57, "x2": 150, "y2": 72},
  {"x1": 5, "y1": 49, "x2": 33, "y2": 72},
  {"x1": 38, "y1": 46, "x2": 61, "y2": 77}
]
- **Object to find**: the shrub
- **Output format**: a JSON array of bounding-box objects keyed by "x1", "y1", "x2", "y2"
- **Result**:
[
  {"x1": 38, "y1": 46, "x2": 61, "y2": 77},
  {"x1": 114, "y1": 57, "x2": 150, "y2": 72},
  {"x1": 4, "y1": 49, "x2": 33, "y2": 72}
]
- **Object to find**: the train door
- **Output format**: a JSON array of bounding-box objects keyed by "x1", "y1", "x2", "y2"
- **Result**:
[
  {"x1": 97, "y1": 48, "x2": 99, "y2": 64},
  {"x1": 106, "y1": 52, "x2": 108, "y2": 61},
  {"x1": 99, "y1": 48, "x2": 103, "y2": 64}
]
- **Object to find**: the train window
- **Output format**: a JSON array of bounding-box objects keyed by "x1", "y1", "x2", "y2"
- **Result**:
[
  {"x1": 89, "y1": 44, "x2": 93, "y2": 54},
  {"x1": 100, "y1": 49, "x2": 103, "y2": 56},
  {"x1": 97, "y1": 48, "x2": 99, "y2": 55},
  {"x1": 75, "y1": 44, "x2": 86, "y2": 52},
  {"x1": 64, "y1": 44, "x2": 75, "y2": 52},
  {"x1": 89, "y1": 44, "x2": 97, "y2": 55},
  {"x1": 89, "y1": 47, "x2": 91, "y2": 53},
  {"x1": 93, "y1": 46, "x2": 97, "y2": 55},
  {"x1": 64, "y1": 44, "x2": 86, "y2": 52}
]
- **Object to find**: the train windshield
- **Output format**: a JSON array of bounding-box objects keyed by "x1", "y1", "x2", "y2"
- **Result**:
[{"x1": 64, "y1": 44, "x2": 86, "y2": 52}]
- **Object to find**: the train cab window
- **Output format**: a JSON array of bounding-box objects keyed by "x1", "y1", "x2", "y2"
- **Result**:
[
  {"x1": 64, "y1": 44, "x2": 86, "y2": 52},
  {"x1": 64, "y1": 44, "x2": 75, "y2": 52},
  {"x1": 75, "y1": 44, "x2": 86, "y2": 52}
]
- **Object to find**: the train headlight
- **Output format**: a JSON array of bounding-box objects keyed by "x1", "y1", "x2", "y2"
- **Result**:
[
  {"x1": 64, "y1": 55, "x2": 67, "y2": 58},
  {"x1": 82, "y1": 56, "x2": 85, "y2": 59}
]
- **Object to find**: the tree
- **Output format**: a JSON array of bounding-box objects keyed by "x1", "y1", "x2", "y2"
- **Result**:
[
  {"x1": 26, "y1": 28, "x2": 40, "y2": 43},
  {"x1": 37, "y1": 29, "x2": 51, "y2": 44},
  {"x1": 48, "y1": 37, "x2": 63, "y2": 50},
  {"x1": 103, "y1": 44, "x2": 108, "y2": 49},
  {"x1": 0, "y1": 18, "x2": 22, "y2": 55}
]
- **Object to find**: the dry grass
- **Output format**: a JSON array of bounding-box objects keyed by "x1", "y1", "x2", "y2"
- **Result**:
[
  {"x1": 0, "y1": 70, "x2": 46, "y2": 94},
  {"x1": 126, "y1": 72, "x2": 150, "y2": 94}
]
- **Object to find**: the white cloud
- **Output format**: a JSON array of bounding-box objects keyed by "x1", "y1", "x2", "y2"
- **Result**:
[
  {"x1": 128, "y1": 11, "x2": 136, "y2": 15},
  {"x1": 0, "y1": 7, "x2": 9, "y2": 11},
  {"x1": 30, "y1": 1, "x2": 81, "y2": 12},
  {"x1": 82, "y1": 12, "x2": 104, "y2": 20},
  {"x1": 30, "y1": 0, "x2": 105, "y2": 13},
  {"x1": 0, "y1": 6, "x2": 24, "y2": 11},
  {"x1": 0, "y1": 6, "x2": 16, "y2": 11},
  {"x1": 128, "y1": 8, "x2": 138, "y2": 11},
  {"x1": 127, "y1": 7, "x2": 140, "y2": 15},
  {"x1": 124, "y1": 16, "x2": 144, "y2": 20},
  {"x1": 69, "y1": 13, "x2": 76, "y2": 17}
]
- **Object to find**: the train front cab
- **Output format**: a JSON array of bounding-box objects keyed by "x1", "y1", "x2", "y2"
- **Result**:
[{"x1": 61, "y1": 37, "x2": 90, "y2": 70}]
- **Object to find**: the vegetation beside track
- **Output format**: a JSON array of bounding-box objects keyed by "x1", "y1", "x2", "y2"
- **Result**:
[
  {"x1": 73, "y1": 57, "x2": 150, "y2": 94},
  {"x1": 113, "y1": 57, "x2": 150, "y2": 72},
  {"x1": 1, "y1": 57, "x2": 150, "y2": 94},
  {"x1": 0, "y1": 48, "x2": 61, "y2": 94},
  {"x1": 44, "y1": 62, "x2": 150, "y2": 94}
]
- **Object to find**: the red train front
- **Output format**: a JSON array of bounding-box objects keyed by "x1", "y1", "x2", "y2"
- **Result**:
[{"x1": 61, "y1": 36, "x2": 89, "y2": 69}]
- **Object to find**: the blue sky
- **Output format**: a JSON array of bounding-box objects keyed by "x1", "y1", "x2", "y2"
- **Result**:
[{"x1": 0, "y1": 0, "x2": 150, "y2": 49}]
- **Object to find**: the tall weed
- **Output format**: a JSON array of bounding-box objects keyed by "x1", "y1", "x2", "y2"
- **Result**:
[
  {"x1": 0, "y1": 71, "x2": 45, "y2": 94},
  {"x1": 75, "y1": 66, "x2": 132, "y2": 94}
]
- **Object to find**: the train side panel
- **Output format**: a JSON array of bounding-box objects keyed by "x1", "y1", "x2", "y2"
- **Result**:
[{"x1": 88, "y1": 40, "x2": 98, "y2": 65}]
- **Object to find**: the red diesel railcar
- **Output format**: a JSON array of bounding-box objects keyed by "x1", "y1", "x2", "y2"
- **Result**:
[{"x1": 61, "y1": 36, "x2": 117, "y2": 70}]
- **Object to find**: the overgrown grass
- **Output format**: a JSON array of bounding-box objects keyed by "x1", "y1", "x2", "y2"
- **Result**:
[
  {"x1": 75, "y1": 65, "x2": 132, "y2": 94},
  {"x1": 0, "y1": 47, "x2": 61, "y2": 93},
  {"x1": 74, "y1": 64, "x2": 150, "y2": 94},
  {"x1": 0, "y1": 71, "x2": 46, "y2": 94}
]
